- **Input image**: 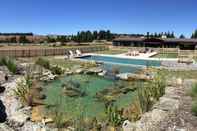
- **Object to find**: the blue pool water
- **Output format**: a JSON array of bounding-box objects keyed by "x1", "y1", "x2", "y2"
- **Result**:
[{"x1": 80, "y1": 55, "x2": 161, "y2": 67}]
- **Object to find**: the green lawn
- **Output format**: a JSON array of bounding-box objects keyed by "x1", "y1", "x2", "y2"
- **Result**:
[{"x1": 153, "y1": 53, "x2": 178, "y2": 58}]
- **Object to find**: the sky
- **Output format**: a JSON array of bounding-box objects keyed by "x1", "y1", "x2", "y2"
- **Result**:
[{"x1": 0, "y1": 0, "x2": 196, "y2": 37}]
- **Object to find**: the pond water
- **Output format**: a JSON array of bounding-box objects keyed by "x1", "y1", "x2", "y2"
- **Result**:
[{"x1": 43, "y1": 74, "x2": 138, "y2": 120}]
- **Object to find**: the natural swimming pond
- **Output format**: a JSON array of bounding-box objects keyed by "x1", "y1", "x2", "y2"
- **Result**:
[
  {"x1": 80, "y1": 55, "x2": 161, "y2": 67},
  {"x1": 43, "y1": 74, "x2": 138, "y2": 120}
]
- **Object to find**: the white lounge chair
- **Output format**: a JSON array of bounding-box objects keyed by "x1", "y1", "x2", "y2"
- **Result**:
[
  {"x1": 76, "y1": 49, "x2": 82, "y2": 57},
  {"x1": 69, "y1": 50, "x2": 75, "y2": 58}
]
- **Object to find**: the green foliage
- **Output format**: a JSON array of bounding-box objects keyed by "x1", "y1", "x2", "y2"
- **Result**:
[
  {"x1": 35, "y1": 58, "x2": 64, "y2": 75},
  {"x1": 137, "y1": 72, "x2": 166, "y2": 113},
  {"x1": 189, "y1": 84, "x2": 197, "y2": 116},
  {"x1": 191, "y1": 29, "x2": 197, "y2": 39},
  {"x1": 0, "y1": 57, "x2": 17, "y2": 74},
  {"x1": 13, "y1": 75, "x2": 33, "y2": 106},
  {"x1": 50, "y1": 65, "x2": 64, "y2": 75},
  {"x1": 35, "y1": 57, "x2": 50, "y2": 69},
  {"x1": 53, "y1": 95, "x2": 65, "y2": 129},
  {"x1": 190, "y1": 84, "x2": 197, "y2": 98},
  {"x1": 19, "y1": 36, "x2": 30, "y2": 43},
  {"x1": 192, "y1": 101, "x2": 197, "y2": 116},
  {"x1": 105, "y1": 104, "x2": 124, "y2": 127}
]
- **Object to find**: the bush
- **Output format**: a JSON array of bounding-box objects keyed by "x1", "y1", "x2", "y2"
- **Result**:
[
  {"x1": 35, "y1": 58, "x2": 50, "y2": 69},
  {"x1": 50, "y1": 66, "x2": 63, "y2": 75}
]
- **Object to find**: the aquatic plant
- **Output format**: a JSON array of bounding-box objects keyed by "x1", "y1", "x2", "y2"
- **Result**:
[
  {"x1": 53, "y1": 95, "x2": 65, "y2": 129},
  {"x1": 137, "y1": 72, "x2": 166, "y2": 113},
  {"x1": 105, "y1": 103, "x2": 124, "y2": 127}
]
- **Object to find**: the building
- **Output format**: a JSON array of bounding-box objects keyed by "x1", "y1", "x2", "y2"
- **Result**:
[{"x1": 113, "y1": 37, "x2": 197, "y2": 50}]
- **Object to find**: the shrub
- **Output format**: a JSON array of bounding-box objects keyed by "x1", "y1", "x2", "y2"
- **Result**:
[
  {"x1": 50, "y1": 66, "x2": 63, "y2": 75},
  {"x1": 35, "y1": 58, "x2": 50, "y2": 69}
]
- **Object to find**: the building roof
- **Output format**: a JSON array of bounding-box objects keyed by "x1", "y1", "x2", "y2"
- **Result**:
[{"x1": 113, "y1": 37, "x2": 197, "y2": 43}]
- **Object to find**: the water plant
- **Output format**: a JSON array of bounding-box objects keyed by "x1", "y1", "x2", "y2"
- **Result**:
[
  {"x1": 105, "y1": 103, "x2": 124, "y2": 127},
  {"x1": 136, "y1": 72, "x2": 166, "y2": 113},
  {"x1": 53, "y1": 95, "x2": 65, "y2": 129}
]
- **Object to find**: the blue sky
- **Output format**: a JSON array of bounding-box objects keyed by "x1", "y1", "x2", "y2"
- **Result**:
[{"x1": 0, "y1": 0, "x2": 196, "y2": 37}]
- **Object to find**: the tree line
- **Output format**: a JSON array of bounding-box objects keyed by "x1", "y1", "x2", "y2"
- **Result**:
[{"x1": 0, "y1": 29, "x2": 197, "y2": 44}]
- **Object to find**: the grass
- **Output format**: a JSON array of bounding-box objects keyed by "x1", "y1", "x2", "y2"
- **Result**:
[
  {"x1": 158, "y1": 69, "x2": 197, "y2": 79},
  {"x1": 153, "y1": 53, "x2": 178, "y2": 58}
]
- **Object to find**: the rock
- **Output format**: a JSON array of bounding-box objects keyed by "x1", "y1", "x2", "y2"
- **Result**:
[
  {"x1": 0, "y1": 71, "x2": 6, "y2": 84},
  {"x1": 21, "y1": 121, "x2": 53, "y2": 131},
  {"x1": 153, "y1": 97, "x2": 180, "y2": 112},
  {"x1": 116, "y1": 73, "x2": 130, "y2": 80},
  {"x1": 0, "y1": 85, "x2": 5, "y2": 93},
  {"x1": 65, "y1": 71, "x2": 73, "y2": 75},
  {"x1": 16, "y1": 65, "x2": 26, "y2": 75},
  {"x1": 9, "y1": 111, "x2": 30, "y2": 127},
  {"x1": 41, "y1": 118, "x2": 53, "y2": 125},
  {"x1": 0, "y1": 100, "x2": 7, "y2": 123},
  {"x1": 75, "y1": 68, "x2": 84, "y2": 74},
  {"x1": 122, "y1": 120, "x2": 135, "y2": 131},
  {"x1": 98, "y1": 70, "x2": 107, "y2": 76},
  {"x1": 0, "y1": 123, "x2": 14, "y2": 131},
  {"x1": 122, "y1": 109, "x2": 168, "y2": 131},
  {"x1": 85, "y1": 68, "x2": 103, "y2": 74},
  {"x1": 40, "y1": 71, "x2": 57, "y2": 82},
  {"x1": 38, "y1": 94, "x2": 47, "y2": 100}
]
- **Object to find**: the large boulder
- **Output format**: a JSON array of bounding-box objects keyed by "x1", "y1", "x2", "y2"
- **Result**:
[{"x1": 0, "y1": 100, "x2": 7, "y2": 123}]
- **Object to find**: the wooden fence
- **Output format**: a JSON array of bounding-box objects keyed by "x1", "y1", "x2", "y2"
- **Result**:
[{"x1": 0, "y1": 45, "x2": 108, "y2": 58}]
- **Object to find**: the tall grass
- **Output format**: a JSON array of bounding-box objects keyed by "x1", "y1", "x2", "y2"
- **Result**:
[
  {"x1": 13, "y1": 74, "x2": 33, "y2": 106},
  {"x1": 126, "y1": 72, "x2": 166, "y2": 121},
  {"x1": 0, "y1": 57, "x2": 17, "y2": 74}
]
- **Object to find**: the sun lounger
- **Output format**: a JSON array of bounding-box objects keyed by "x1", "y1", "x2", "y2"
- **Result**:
[
  {"x1": 69, "y1": 50, "x2": 75, "y2": 58},
  {"x1": 76, "y1": 49, "x2": 82, "y2": 56}
]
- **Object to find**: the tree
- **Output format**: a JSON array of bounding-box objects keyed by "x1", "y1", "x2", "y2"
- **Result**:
[
  {"x1": 179, "y1": 34, "x2": 185, "y2": 39},
  {"x1": 19, "y1": 36, "x2": 30, "y2": 43},
  {"x1": 191, "y1": 29, "x2": 197, "y2": 39},
  {"x1": 10, "y1": 37, "x2": 17, "y2": 43}
]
